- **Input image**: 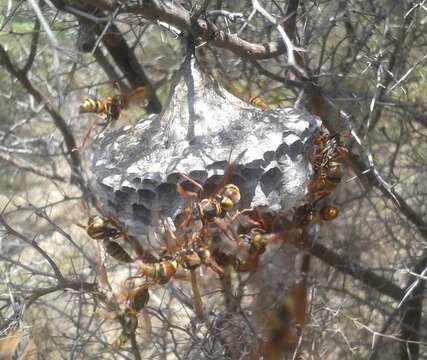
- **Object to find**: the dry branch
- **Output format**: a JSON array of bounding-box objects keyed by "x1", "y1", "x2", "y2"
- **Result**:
[{"x1": 0, "y1": 45, "x2": 82, "y2": 183}]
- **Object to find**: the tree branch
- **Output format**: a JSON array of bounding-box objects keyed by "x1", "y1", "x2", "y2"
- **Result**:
[
  {"x1": 0, "y1": 45, "x2": 82, "y2": 183},
  {"x1": 99, "y1": 22, "x2": 162, "y2": 114},
  {"x1": 22, "y1": 13, "x2": 41, "y2": 74},
  {"x1": 299, "y1": 234, "x2": 405, "y2": 302},
  {"x1": 399, "y1": 250, "x2": 427, "y2": 360},
  {"x1": 0, "y1": 215, "x2": 65, "y2": 282},
  {"x1": 85, "y1": 0, "x2": 286, "y2": 60},
  {"x1": 0, "y1": 152, "x2": 66, "y2": 182}
]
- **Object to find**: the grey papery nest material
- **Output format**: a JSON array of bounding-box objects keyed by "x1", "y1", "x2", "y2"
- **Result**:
[{"x1": 90, "y1": 58, "x2": 321, "y2": 239}]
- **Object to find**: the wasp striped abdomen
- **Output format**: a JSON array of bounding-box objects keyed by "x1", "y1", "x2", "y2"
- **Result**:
[
  {"x1": 137, "y1": 259, "x2": 178, "y2": 285},
  {"x1": 249, "y1": 96, "x2": 269, "y2": 110},
  {"x1": 79, "y1": 98, "x2": 108, "y2": 114}
]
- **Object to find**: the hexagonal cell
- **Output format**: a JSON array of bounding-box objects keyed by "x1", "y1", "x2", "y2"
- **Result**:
[
  {"x1": 207, "y1": 160, "x2": 228, "y2": 170},
  {"x1": 131, "y1": 177, "x2": 142, "y2": 185},
  {"x1": 241, "y1": 167, "x2": 264, "y2": 181},
  {"x1": 132, "y1": 204, "x2": 151, "y2": 225},
  {"x1": 142, "y1": 172, "x2": 162, "y2": 184},
  {"x1": 120, "y1": 186, "x2": 136, "y2": 193},
  {"x1": 90, "y1": 61, "x2": 320, "y2": 236},
  {"x1": 178, "y1": 179, "x2": 202, "y2": 194},
  {"x1": 166, "y1": 172, "x2": 182, "y2": 184},
  {"x1": 263, "y1": 151, "x2": 275, "y2": 165},
  {"x1": 141, "y1": 178, "x2": 160, "y2": 192},
  {"x1": 189, "y1": 170, "x2": 208, "y2": 183},
  {"x1": 137, "y1": 189, "x2": 158, "y2": 210},
  {"x1": 115, "y1": 189, "x2": 131, "y2": 201},
  {"x1": 260, "y1": 167, "x2": 283, "y2": 196},
  {"x1": 275, "y1": 143, "x2": 289, "y2": 159},
  {"x1": 155, "y1": 182, "x2": 182, "y2": 217},
  {"x1": 156, "y1": 182, "x2": 180, "y2": 206},
  {"x1": 99, "y1": 182, "x2": 113, "y2": 192}
]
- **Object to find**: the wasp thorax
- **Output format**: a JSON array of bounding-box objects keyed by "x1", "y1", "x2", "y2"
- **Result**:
[
  {"x1": 86, "y1": 215, "x2": 120, "y2": 240},
  {"x1": 88, "y1": 215, "x2": 105, "y2": 227},
  {"x1": 220, "y1": 184, "x2": 241, "y2": 207},
  {"x1": 179, "y1": 250, "x2": 201, "y2": 270},
  {"x1": 320, "y1": 206, "x2": 338, "y2": 221},
  {"x1": 327, "y1": 162, "x2": 342, "y2": 178},
  {"x1": 199, "y1": 199, "x2": 222, "y2": 220}
]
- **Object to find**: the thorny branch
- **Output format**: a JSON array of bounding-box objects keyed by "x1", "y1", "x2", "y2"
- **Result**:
[
  {"x1": 1, "y1": 1, "x2": 427, "y2": 359},
  {"x1": 0, "y1": 44, "x2": 82, "y2": 183}
]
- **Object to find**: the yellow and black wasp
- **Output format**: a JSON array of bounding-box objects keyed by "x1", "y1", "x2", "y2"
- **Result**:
[
  {"x1": 77, "y1": 215, "x2": 133, "y2": 263},
  {"x1": 79, "y1": 86, "x2": 145, "y2": 122},
  {"x1": 78, "y1": 86, "x2": 145, "y2": 149},
  {"x1": 249, "y1": 95, "x2": 269, "y2": 110},
  {"x1": 107, "y1": 287, "x2": 150, "y2": 351},
  {"x1": 176, "y1": 152, "x2": 246, "y2": 249}
]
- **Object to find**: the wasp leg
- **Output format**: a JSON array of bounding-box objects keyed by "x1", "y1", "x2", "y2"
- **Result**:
[
  {"x1": 141, "y1": 307, "x2": 152, "y2": 338},
  {"x1": 213, "y1": 217, "x2": 243, "y2": 248},
  {"x1": 199, "y1": 248, "x2": 224, "y2": 276},
  {"x1": 96, "y1": 307, "x2": 119, "y2": 320},
  {"x1": 190, "y1": 269, "x2": 204, "y2": 320},
  {"x1": 125, "y1": 274, "x2": 157, "y2": 291},
  {"x1": 176, "y1": 182, "x2": 200, "y2": 200},
  {"x1": 177, "y1": 172, "x2": 204, "y2": 193},
  {"x1": 79, "y1": 117, "x2": 99, "y2": 151},
  {"x1": 161, "y1": 217, "x2": 180, "y2": 253}
]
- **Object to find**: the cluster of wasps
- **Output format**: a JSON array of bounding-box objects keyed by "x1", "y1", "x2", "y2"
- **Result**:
[
  {"x1": 76, "y1": 141, "x2": 350, "y2": 357},
  {"x1": 76, "y1": 82, "x2": 350, "y2": 355}
]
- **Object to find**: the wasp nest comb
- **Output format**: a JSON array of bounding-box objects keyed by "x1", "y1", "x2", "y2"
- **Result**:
[{"x1": 90, "y1": 59, "x2": 321, "y2": 237}]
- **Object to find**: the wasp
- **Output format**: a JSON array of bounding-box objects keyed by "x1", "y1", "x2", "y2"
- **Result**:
[
  {"x1": 174, "y1": 248, "x2": 205, "y2": 319},
  {"x1": 109, "y1": 308, "x2": 138, "y2": 351},
  {"x1": 133, "y1": 252, "x2": 206, "y2": 319},
  {"x1": 78, "y1": 86, "x2": 145, "y2": 149},
  {"x1": 77, "y1": 215, "x2": 133, "y2": 263},
  {"x1": 79, "y1": 86, "x2": 145, "y2": 123},
  {"x1": 308, "y1": 166, "x2": 342, "y2": 197},
  {"x1": 234, "y1": 228, "x2": 268, "y2": 272},
  {"x1": 109, "y1": 288, "x2": 150, "y2": 351},
  {"x1": 136, "y1": 258, "x2": 178, "y2": 286},
  {"x1": 84, "y1": 215, "x2": 120, "y2": 240},
  {"x1": 177, "y1": 152, "x2": 244, "y2": 225},
  {"x1": 97, "y1": 285, "x2": 150, "y2": 352},
  {"x1": 318, "y1": 205, "x2": 338, "y2": 221},
  {"x1": 176, "y1": 154, "x2": 245, "y2": 247},
  {"x1": 249, "y1": 95, "x2": 269, "y2": 110},
  {"x1": 259, "y1": 282, "x2": 307, "y2": 359},
  {"x1": 295, "y1": 203, "x2": 338, "y2": 225},
  {"x1": 162, "y1": 224, "x2": 223, "y2": 319},
  {"x1": 308, "y1": 130, "x2": 346, "y2": 198},
  {"x1": 177, "y1": 180, "x2": 241, "y2": 224},
  {"x1": 103, "y1": 239, "x2": 133, "y2": 263},
  {"x1": 309, "y1": 111, "x2": 364, "y2": 199}
]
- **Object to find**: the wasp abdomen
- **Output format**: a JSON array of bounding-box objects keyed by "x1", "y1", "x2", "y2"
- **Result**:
[
  {"x1": 249, "y1": 96, "x2": 269, "y2": 110},
  {"x1": 79, "y1": 98, "x2": 107, "y2": 114}
]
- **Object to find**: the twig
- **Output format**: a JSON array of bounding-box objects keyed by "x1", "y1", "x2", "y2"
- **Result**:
[
  {"x1": 0, "y1": 0, "x2": 25, "y2": 32},
  {"x1": 0, "y1": 215, "x2": 65, "y2": 282},
  {"x1": 206, "y1": 10, "x2": 244, "y2": 22},
  {"x1": 0, "y1": 152, "x2": 66, "y2": 182},
  {"x1": 0, "y1": 44, "x2": 82, "y2": 182},
  {"x1": 90, "y1": 4, "x2": 121, "y2": 55},
  {"x1": 22, "y1": 16, "x2": 41, "y2": 74},
  {"x1": 285, "y1": 230, "x2": 405, "y2": 302}
]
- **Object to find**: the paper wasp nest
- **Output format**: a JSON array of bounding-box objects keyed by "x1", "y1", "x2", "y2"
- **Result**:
[{"x1": 91, "y1": 59, "x2": 321, "y2": 237}]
